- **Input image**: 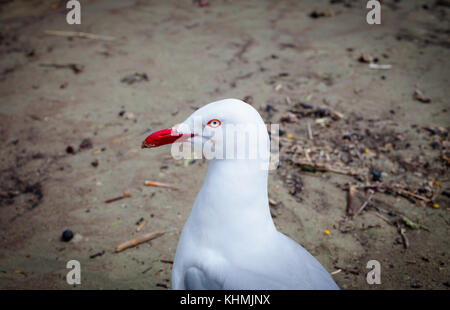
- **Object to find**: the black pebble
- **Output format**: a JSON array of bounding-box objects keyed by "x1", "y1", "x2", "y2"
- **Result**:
[
  {"x1": 62, "y1": 229, "x2": 73, "y2": 242},
  {"x1": 66, "y1": 146, "x2": 75, "y2": 154},
  {"x1": 372, "y1": 170, "x2": 382, "y2": 182},
  {"x1": 314, "y1": 108, "x2": 331, "y2": 117},
  {"x1": 343, "y1": 134, "x2": 352, "y2": 140},
  {"x1": 265, "y1": 105, "x2": 276, "y2": 112},
  {"x1": 299, "y1": 102, "x2": 313, "y2": 109},
  {"x1": 79, "y1": 138, "x2": 93, "y2": 150},
  {"x1": 431, "y1": 141, "x2": 440, "y2": 149},
  {"x1": 118, "y1": 110, "x2": 126, "y2": 117}
]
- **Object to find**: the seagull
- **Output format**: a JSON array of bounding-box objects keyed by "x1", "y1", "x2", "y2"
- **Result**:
[{"x1": 142, "y1": 98, "x2": 339, "y2": 290}]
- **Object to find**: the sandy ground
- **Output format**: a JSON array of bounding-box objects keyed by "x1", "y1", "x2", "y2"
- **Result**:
[{"x1": 0, "y1": 0, "x2": 449, "y2": 290}]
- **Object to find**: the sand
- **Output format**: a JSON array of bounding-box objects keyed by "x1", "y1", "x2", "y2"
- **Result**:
[{"x1": 0, "y1": 0, "x2": 449, "y2": 289}]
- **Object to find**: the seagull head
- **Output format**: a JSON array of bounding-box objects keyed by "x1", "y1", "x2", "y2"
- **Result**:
[{"x1": 141, "y1": 98, "x2": 270, "y2": 162}]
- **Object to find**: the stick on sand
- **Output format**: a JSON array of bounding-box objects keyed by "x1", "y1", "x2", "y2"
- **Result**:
[
  {"x1": 115, "y1": 231, "x2": 166, "y2": 253},
  {"x1": 144, "y1": 180, "x2": 177, "y2": 189}
]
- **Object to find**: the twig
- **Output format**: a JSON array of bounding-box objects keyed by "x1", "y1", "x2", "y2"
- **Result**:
[
  {"x1": 307, "y1": 121, "x2": 313, "y2": 140},
  {"x1": 295, "y1": 159, "x2": 365, "y2": 177},
  {"x1": 105, "y1": 192, "x2": 131, "y2": 203},
  {"x1": 331, "y1": 269, "x2": 342, "y2": 275},
  {"x1": 142, "y1": 266, "x2": 152, "y2": 274},
  {"x1": 347, "y1": 186, "x2": 358, "y2": 216},
  {"x1": 144, "y1": 180, "x2": 177, "y2": 189},
  {"x1": 344, "y1": 183, "x2": 432, "y2": 203},
  {"x1": 115, "y1": 231, "x2": 166, "y2": 253},
  {"x1": 374, "y1": 212, "x2": 394, "y2": 225},
  {"x1": 334, "y1": 265, "x2": 360, "y2": 275},
  {"x1": 89, "y1": 250, "x2": 105, "y2": 259},
  {"x1": 399, "y1": 228, "x2": 409, "y2": 249},
  {"x1": 40, "y1": 63, "x2": 84, "y2": 74},
  {"x1": 354, "y1": 191, "x2": 374, "y2": 217},
  {"x1": 44, "y1": 30, "x2": 115, "y2": 41},
  {"x1": 402, "y1": 216, "x2": 430, "y2": 232},
  {"x1": 136, "y1": 219, "x2": 148, "y2": 232},
  {"x1": 393, "y1": 187, "x2": 431, "y2": 203}
]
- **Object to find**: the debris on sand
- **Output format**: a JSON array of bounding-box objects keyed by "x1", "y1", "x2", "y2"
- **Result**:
[
  {"x1": 347, "y1": 186, "x2": 358, "y2": 216},
  {"x1": 120, "y1": 72, "x2": 149, "y2": 85},
  {"x1": 358, "y1": 53, "x2": 375, "y2": 63},
  {"x1": 144, "y1": 180, "x2": 177, "y2": 189},
  {"x1": 105, "y1": 192, "x2": 131, "y2": 203},
  {"x1": 40, "y1": 63, "x2": 84, "y2": 74},
  {"x1": 398, "y1": 227, "x2": 409, "y2": 249},
  {"x1": 79, "y1": 138, "x2": 93, "y2": 150},
  {"x1": 242, "y1": 96, "x2": 253, "y2": 105},
  {"x1": 136, "y1": 219, "x2": 148, "y2": 232},
  {"x1": 369, "y1": 63, "x2": 392, "y2": 70},
  {"x1": 413, "y1": 89, "x2": 431, "y2": 103},
  {"x1": 309, "y1": 8, "x2": 334, "y2": 18},
  {"x1": 89, "y1": 250, "x2": 105, "y2": 259},
  {"x1": 115, "y1": 231, "x2": 166, "y2": 253},
  {"x1": 123, "y1": 112, "x2": 136, "y2": 121},
  {"x1": 280, "y1": 112, "x2": 299, "y2": 123},
  {"x1": 61, "y1": 229, "x2": 74, "y2": 242},
  {"x1": 372, "y1": 170, "x2": 382, "y2": 182}
]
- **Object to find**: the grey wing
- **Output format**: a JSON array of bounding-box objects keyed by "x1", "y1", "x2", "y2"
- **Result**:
[
  {"x1": 184, "y1": 267, "x2": 223, "y2": 290},
  {"x1": 184, "y1": 265, "x2": 291, "y2": 290}
]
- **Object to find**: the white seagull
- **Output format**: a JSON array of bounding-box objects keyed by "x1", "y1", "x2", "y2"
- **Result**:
[{"x1": 142, "y1": 99, "x2": 339, "y2": 290}]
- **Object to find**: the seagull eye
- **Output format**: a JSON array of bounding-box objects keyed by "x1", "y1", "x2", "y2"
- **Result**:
[{"x1": 207, "y1": 119, "x2": 221, "y2": 128}]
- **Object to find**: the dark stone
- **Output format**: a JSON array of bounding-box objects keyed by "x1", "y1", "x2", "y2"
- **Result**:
[
  {"x1": 299, "y1": 102, "x2": 313, "y2": 109},
  {"x1": 79, "y1": 138, "x2": 93, "y2": 150},
  {"x1": 372, "y1": 170, "x2": 382, "y2": 182},
  {"x1": 265, "y1": 105, "x2": 276, "y2": 113},
  {"x1": 66, "y1": 146, "x2": 75, "y2": 154},
  {"x1": 62, "y1": 229, "x2": 73, "y2": 242}
]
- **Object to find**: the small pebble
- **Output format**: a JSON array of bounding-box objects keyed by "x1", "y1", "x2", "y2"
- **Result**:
[
  {"x1": 431, "y1": 141, "x2": 440, "y2": 149},
  {"x1": 343, "y1": 134, "x2": 351, "y2": 140},
  {"x1": 66, "y1": 146, "x2": 75, "y2": 154},
  {"x1": 79, "y1": 138, "x2": 93, "y2": 150},
  {"x1": 61, "y1": 229, "x2": 74, "y2": 242},
  {"x1": 299, "y1": 102, "x2": 313, "y2": 109},
  {"x1": 372, "y1": 170, "x2": 382, "y2": 182},
  {"x1": 265, "y1": 105, "x2": 276, "y2": 113}
]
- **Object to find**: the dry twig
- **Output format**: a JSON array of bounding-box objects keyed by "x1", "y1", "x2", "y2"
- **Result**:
[{"x1": 115, "y1": 231, "x2": 166, "y2": 253}]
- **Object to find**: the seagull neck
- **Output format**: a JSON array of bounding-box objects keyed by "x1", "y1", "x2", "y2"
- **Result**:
[{"x1": 191, "y1": 158, "x2": 275, "y2": 235}]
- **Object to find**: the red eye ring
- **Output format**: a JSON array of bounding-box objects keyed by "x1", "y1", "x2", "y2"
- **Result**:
[{"x1": 207, "y1": 119, "x2": 221, "y2": 128}]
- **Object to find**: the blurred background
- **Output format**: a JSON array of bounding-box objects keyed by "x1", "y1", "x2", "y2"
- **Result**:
[{"x1": 0, "y1": 0, "x2": 449, "y2": 289}]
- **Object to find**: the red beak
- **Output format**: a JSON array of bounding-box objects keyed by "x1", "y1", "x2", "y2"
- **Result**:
[{"x1": 141, "y1": 128, "x2": 194, "y2": 148}]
